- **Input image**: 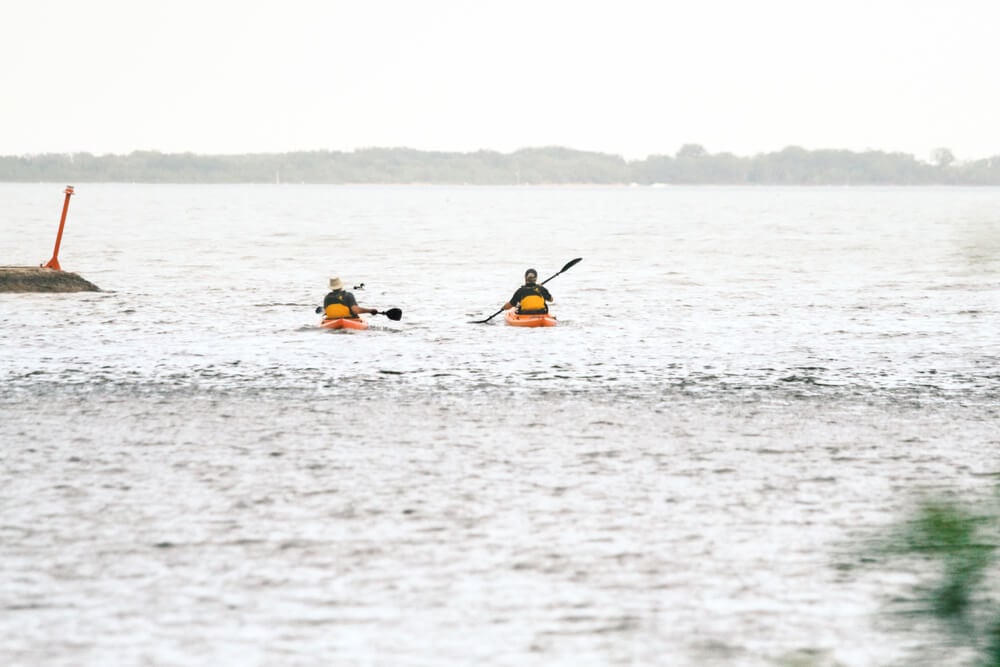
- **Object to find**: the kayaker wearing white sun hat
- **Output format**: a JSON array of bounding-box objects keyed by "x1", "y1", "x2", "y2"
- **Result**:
[{"x1": 322, "y1": 276, "x2": 378, "y2": 319}]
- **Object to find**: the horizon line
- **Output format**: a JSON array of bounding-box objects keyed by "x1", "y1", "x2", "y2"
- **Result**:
[{"x1": 1, "y1": 144, "x2": 989, "y2": 163}]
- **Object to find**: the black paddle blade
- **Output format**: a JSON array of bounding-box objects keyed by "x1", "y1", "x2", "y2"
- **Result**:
[
  {"x1": 470, "y1": 307, "x2": 504, "y2": 324},
  {"x1": 314, "y1": 306, "x2": 323, "y2": 314},
  {"x1": 560, "y1": 257, "x2": 583, "y2": 272},
  {"x1": 540, "y1": 257, "x2": 583, "y2": 285},
  {"x1": 383, "y1": 307, "x2": 402, "y2": 321}
]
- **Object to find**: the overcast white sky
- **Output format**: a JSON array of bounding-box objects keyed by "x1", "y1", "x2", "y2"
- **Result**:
[{"x1": 2, "y1": 0, "x2": 999, "y2": 161}]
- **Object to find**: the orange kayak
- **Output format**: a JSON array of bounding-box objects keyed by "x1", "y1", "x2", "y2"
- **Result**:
[
  {"x1": 505, "y1": 310, "x2": 557, "y2": 327},
  {"x1": 319, "y1": 317, "x2": 369, "y2": 331}
]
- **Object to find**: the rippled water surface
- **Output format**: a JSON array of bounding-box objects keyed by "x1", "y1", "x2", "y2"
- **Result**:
[{"x1": 2, "y1": 184, "x2": 999, "y2": 665}]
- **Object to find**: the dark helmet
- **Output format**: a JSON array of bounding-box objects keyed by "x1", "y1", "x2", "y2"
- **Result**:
[{"x1": 525, "y1": 268, "x2": 538, "y2": 281}]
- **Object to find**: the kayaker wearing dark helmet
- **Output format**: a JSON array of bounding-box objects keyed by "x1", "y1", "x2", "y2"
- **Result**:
[
  {"x1": 323, "y1": 276, "x2": 378, "y2": 319},
  {"x1": 502, "y1": 268, "x2": 554, "y2": 315}
]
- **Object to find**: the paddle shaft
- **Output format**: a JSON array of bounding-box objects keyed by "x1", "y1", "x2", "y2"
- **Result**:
[{"x1": 315, "y1": 306, "x2": 402, "y2": 321}]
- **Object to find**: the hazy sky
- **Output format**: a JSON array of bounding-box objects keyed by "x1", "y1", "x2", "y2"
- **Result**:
[{"x1": 3, "y1": 0, "x2": 999, "y2": 161}]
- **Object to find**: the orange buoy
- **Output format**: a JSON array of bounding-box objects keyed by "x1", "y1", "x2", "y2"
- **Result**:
[{"x1": 43, "y1": 185, "x2": 75, "y2": 271}]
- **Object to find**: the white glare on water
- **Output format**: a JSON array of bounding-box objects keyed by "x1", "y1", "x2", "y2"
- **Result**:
[{"x1": 1, "y1": 184, "x2": 998, "y2": 666}]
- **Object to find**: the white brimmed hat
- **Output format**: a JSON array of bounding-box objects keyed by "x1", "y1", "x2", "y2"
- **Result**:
[{"x1": 329, "y1": 277, "x2": 345, "y2": 290}]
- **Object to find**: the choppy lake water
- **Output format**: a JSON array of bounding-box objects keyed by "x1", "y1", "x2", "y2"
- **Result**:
[{"x1": 2, "y1": 184, "x2": 999, "y2": 665}]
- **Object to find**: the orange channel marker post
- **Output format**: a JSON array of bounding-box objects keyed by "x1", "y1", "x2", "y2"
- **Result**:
[{"x1": 44, "y1": 185, "x2": 75, "y2": 271}]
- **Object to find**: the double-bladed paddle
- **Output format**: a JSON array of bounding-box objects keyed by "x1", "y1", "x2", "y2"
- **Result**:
[
  {"x1": 470, "y1": 257, "x2": 582, "y2": 324},
  {"x1": 314, "y1": 306, "x2": 403, "y2": 321}
]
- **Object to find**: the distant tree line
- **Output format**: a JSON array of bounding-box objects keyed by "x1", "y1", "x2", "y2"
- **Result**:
[{"x1": 2, "y1": 145, "x2": 1000, "y2": 185}]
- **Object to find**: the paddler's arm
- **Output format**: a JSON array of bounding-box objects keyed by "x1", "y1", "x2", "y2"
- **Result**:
[
  {"x1": 503, "y1": 287, "x2": 523, "y2": 311},
  {"x1": 351, "y1": 304, "x2": 378, "y2": 315}
]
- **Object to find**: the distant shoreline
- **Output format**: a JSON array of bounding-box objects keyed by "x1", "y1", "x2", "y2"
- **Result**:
[{"x1": 2, "y1": 145, "x2": 998, "y2": 185}]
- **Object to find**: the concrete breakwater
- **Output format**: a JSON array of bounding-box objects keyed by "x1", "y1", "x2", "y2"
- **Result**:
[{"x1": 0, "y1": 266, "x2": 100, "y2": 292}]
